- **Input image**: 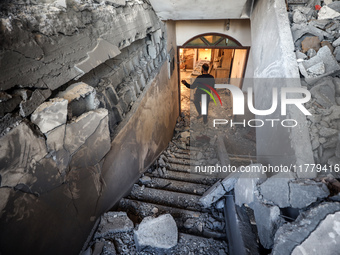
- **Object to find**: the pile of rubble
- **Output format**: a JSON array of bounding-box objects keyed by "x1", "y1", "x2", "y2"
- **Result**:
[
  {"x1": 289, "y1": 1, "x2": 340, "y2": 168},
  {"x1": 200, "y1": 163, "x2": 340, "y2": 253}
]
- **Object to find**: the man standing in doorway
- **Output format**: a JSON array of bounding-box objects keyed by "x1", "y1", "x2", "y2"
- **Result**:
[{"x1": 181, "y1": 63, "x2": 215, "y2": 124}]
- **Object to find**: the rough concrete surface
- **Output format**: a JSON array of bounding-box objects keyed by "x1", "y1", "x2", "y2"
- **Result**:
[{"x1": 134, "y1": 214, "x2": 178, "y2": 250}]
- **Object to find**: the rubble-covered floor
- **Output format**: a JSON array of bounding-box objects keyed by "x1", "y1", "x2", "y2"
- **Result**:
[{"x1": 82, "y1": 90, "x2": 257, "y2": 254}]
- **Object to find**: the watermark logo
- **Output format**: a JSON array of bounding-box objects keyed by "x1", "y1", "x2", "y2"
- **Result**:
[{"x1": 201, "y1": 85, "x2": 311, "y2": 116}]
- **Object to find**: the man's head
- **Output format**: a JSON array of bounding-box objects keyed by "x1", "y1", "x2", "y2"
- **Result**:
[{"x1": 202, "y1": 63, "x2": 209, "y2": 73}]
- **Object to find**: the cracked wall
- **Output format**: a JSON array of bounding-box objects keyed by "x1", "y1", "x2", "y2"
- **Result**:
[{"x1": 0, "y1": 1, "x2": 179, "y2": 254}]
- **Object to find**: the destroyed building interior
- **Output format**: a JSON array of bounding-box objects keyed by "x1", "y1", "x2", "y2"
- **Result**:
[{"x1": 1, "y1": 0, "x2": 340, "y2": 254}]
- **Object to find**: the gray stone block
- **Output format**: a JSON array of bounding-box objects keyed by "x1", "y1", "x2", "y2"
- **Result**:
[
  {"x1": 259, "y1": 172, "x2": 295, "y2": 208},
  {"x1": 272, "y1": 202, "x2": 340, "y2": 255},
  {"x1": 289, "y1": 180, "x2": 330, "y2": 208},
  {"x1": 292, "y1": 10, "x2": 307, "y2": 23},
  {"x1": 253, "y1": 199, "x2": 284, "y2": 249},
  {"x1": 64, "y1": 108, "x2": 108, "y2": 155},
  {"x1": 134, "y1": 214, "x2": 178, "y2": 250},
  {"x1": 31, "y1": 98, "x2": 68, "y2": 133},
  {"x1": 319, "y1": 127, "x2": 338, "y2": 137},
  {"x1": 94, "y1": 212, "x2": 134, "y2": 238}
]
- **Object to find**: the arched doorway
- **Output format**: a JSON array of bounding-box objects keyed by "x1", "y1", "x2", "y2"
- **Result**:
[{"x1": 178, "y1": 33, "x2": 250, "y2": 114}]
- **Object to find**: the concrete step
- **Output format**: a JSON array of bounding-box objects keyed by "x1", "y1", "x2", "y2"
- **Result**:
[
  {"x1": 146, "y1": 170, "x2": 219, "y2": 186},
  {"x1": 119, "y1": 198, "x2": 226, "y2": 239},
  {"x1": 165, "y1": 151, "x2": 191, "y2": 159},
  {"x1": 145, "y1": 177, "x2": 210, "y2": 195},
  {"x1": 128, "y1": 184, "x2": 204, "y2": 212}
]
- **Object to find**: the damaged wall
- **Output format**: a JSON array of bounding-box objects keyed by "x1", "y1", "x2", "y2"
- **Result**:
[
  {"x1": 251, "y1": 0, "x2": 314, "y2": 177},
  {"x1": 0, "y1": 1, "x2": 179, "y2": 254}
]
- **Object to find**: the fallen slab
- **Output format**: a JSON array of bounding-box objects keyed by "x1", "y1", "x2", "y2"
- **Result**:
[{"x1": 134, "y1": 214, "x2": 178, "y2": 251}]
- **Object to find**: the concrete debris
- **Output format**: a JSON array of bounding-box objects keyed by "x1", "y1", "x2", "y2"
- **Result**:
[
  {"x1": 31, "y1": 98, "x2": 68, "y2": 133},
  {"x1": 134, "y1": 214, "x2": 178, "y2": 250},
  {"x1": 199, "y1": 171, "x2": 241, "y2": 208},
  {"x1": 57, "y1": 82, "x2": 99, "y2": 118},
  {"x1": 253, "y1": 199, "x2": 285, "y2": 249},
  {"x1": 318, "y1": 5, "x2": 340, "y2": 20},
  {"x1": 259, "y1": 172, "x2": 295, "y2": 208},
  {"x1": 293, "y1": 9, "x2": 307, "y2": 24},
  {"x1": 234, "y1": 166, "x2": 267, "y2": 209},
  {"x1": 306, "y1": 61, "x2": 325, "y2": 76},
  {"x1": 19, "y1": 89, "x2": 52, "y2": 117},
  {"x1": 300, "y1": 46, "x2": 340, "y2": 78},
  {"x1": 64, "y1": 109, "x2": 108, "y2": 155},
  {"x1": 272, "y1": 202, "x2": 340, "y2": 255},
  {"x1": 139, "y1": 176, "x2": 152, "y2": 185},
  {"x1": 301, "y1": 36, "x2": 320, "y2": 53},
  {"x1": 94, "y1": 212, "x2": 134, "y2": 239},
  {"x1": 289, "y1": 179, "x2": 330, "y2": 208}
]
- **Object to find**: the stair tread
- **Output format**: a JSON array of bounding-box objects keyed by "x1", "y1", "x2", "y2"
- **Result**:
[{"x1": 145, "y1": 177, "x2": 210, "y2": 195}]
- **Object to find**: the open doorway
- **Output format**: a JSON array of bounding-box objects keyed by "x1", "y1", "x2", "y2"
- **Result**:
[{"x1": 178, "y1": 33, "x2": 250, "y2": 116}]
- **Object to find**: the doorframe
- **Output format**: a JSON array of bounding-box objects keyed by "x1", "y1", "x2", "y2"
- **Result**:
[{"x1": 177, "y1": 33, "x2": 251, "y2": 115}]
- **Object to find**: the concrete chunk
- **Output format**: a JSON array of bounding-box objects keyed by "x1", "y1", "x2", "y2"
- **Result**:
[
  {"x1": 234, "y1": 165, "x2": 267, "y2": 208},
  {"x1": 94, "y1": 212, "x2": 134, "y2": 238},
  {"x1": 318, "y1": 5, "x2": 340, "y2": 20},
  {"x1": 306, "y1": 62, "x2": 325, "y2": 76},
  {"x1": 31, "y1": 98, "x2": 68, "y2": 133},
  {"x1": 134, "y1": 214, "x2": 178, "y2": 250},
  {"x1": 301, "y1": 46, "x2": 340, "y2": 77},
  {"x1": 310, "y1": 78, "x2": 336, "y2": 108},
  {"x1": 199, "y1": 171, "x2": 241, "y2": 208},
  {"x1": 253, "y1": 200, "x2": 284, "y2": 249},
  {"x1": 64, "y1": 108, "x2": 108, "y2": 154},
  {"x1": 19, "y1": 89, "x2": 52, "y2": 117},
  {"x1": 289, "y1": 180, "x2": 330, "y2": 208},
  {"x1": 272, "y1": 202, "x2": 340, "y2": 255},
  {"x1": 259, "y1": 172, "x2": 295, "y2": 208},
  {"x1": 57, "y1": 82, "x2": 99, "y2": 118}
]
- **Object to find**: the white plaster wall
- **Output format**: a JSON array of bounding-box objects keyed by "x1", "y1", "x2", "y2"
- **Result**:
[{"x1": 176, "y1": 19, "x2": 254, "y2": 84}]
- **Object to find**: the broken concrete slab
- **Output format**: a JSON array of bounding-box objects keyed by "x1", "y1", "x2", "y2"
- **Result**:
[
  {"x1": 289, "y1": 180, "x2": 330, "y2": 208},
  {"x1": 319, "y1": 127, "x2": 338, "y2": 137},
  {"x1": 31, "y1": 98, "x2": 68, "y2": 133},
  {"x1": 57, "y1": 82, "x2": 99, "y2": 118},
  {"x1": 19, "y1": 89, "x2": 52, "y2": 117},
  {"x1": 69, "y1": 114, "x2": 110, "y2": 170},
  {"x1": 272, "y1": 202, "x2": 340, "y2": 255},
  {"x1": 75, "y1": 39, "x2": 121, "y2": 76},
  {"x1": 318, "y1": 5, "x2": 340, "y2": 20},
  {"x1": 306, "y1": 61, "x2": 325, "y2": 76},
  {"x1": 292, "y1": 211, "x2": 340, "y2": 255},
  {"x1": 64, "y1": 108, "x2": 108, "y2": 155},
  {"x1": 234, "y1": 165, "x2": 267, "y2": 208},
  {"x1": 301, "y1": 36, "x2": 320, "y2": 53},
  {"x1": 321, "y1": 40, "x2": 334, "y2": 52},
  {"x1": 45, "y1": 124, "x2": 66, "y2": 153},
  {"x1": 253, "y1": 199, "x2": 284, "y2": 249},
  {"x1": 0, "y1": 121, "x2": 47, "y2": 186},
  {"x1": 94, "y1": 212, "x2": 134, "y2": 238},
  {"x1": 200, "y1": 171, "x2": 242, "y2": 208},
  {"x1": 259, "y1": 172, "x2": 295, "y2": 208},
  {"x1": 134, "y1": 214, "x2": 178, "y2": 250},
  {"x1": 301, "y1": 46, "x2": 340, "y2": 77}
]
